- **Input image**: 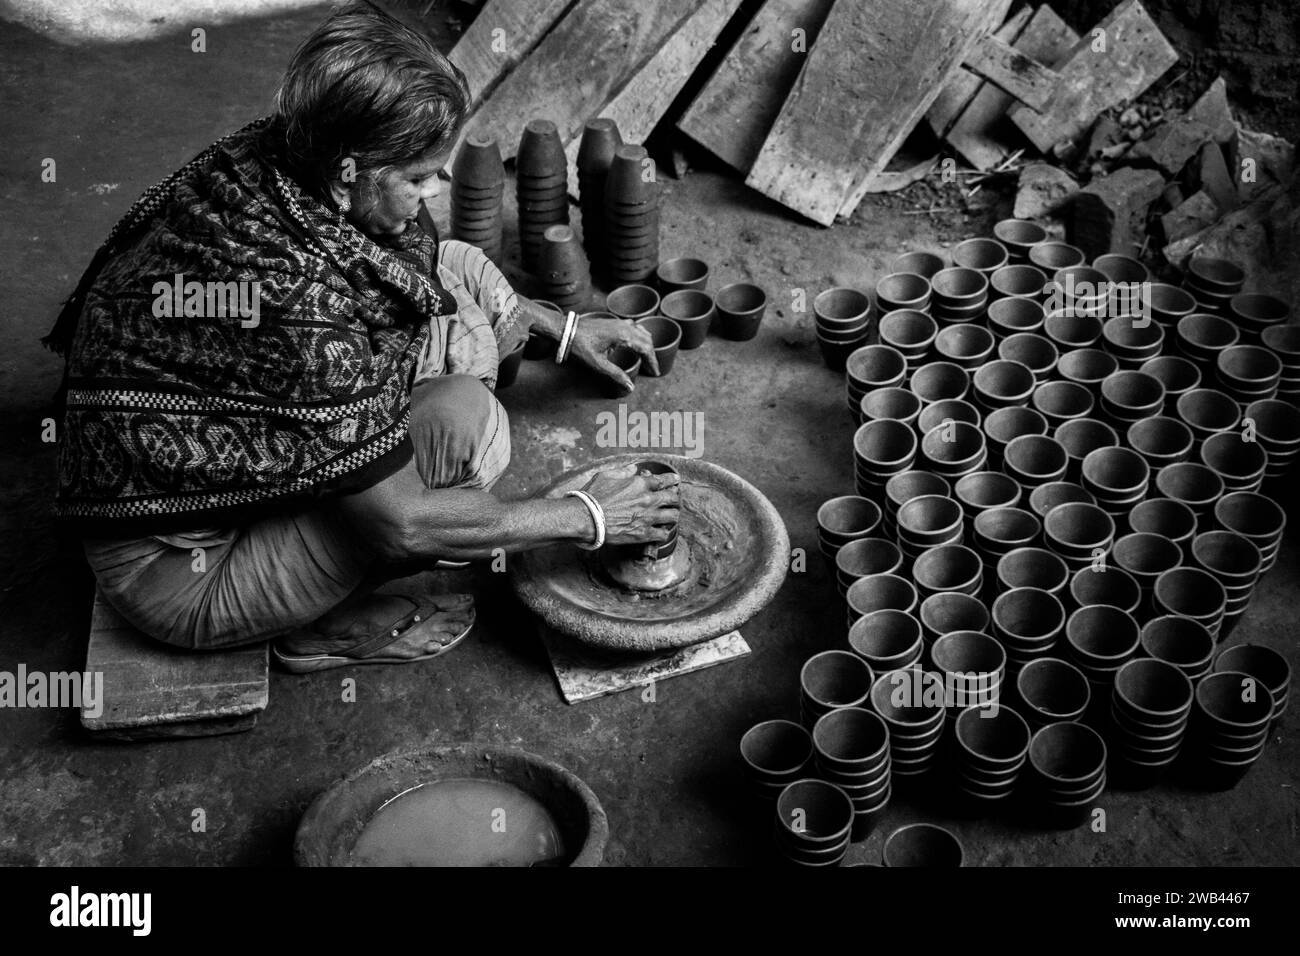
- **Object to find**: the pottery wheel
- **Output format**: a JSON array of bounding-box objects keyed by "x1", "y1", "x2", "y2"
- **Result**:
[{"x1": 511, "y1": 454, "x2": 790, "y2": 652}]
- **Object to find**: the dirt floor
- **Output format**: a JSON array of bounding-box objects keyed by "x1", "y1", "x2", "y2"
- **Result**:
[{"x1": 1, "y1": 8, "x2": 1297, "y2": 866}]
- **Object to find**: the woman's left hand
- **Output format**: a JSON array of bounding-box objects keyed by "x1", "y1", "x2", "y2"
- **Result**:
[{"x1": 569, "y1": 317, "x2": 660, "y2": 391}]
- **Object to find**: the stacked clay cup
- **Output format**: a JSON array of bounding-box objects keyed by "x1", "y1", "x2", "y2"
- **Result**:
[
  {"x1": 816, "y1": 495, "x2": 882, "y2": 564},
  {"x1": 1261, "y1": 324, "x2": 1300, "y2": 404},
  {"x1": 815, "y1": 288, "x2": 873, "y2": 372},
  {"x1": 535, "y1": 225, "x2": 591, "y2": 311},
  {"x1": 812, "y1": 707, "x2": 893, "y2": 841},
  {"x1": 1183, "y1": 256, "x2": 1245, "y2": 316},
  {"x1": 1213, "y1": 643, "x2": 1290, "y2": 728},
  {"x1": 604, "y1": 144, "x2": 660, "y2": 284},
  {"x1": 773, "y1": 778, "x2": 854, "y2": 867},
  {"x1": 1026, "y1": 721, "x2": 1107, "y2": 827},
  {"x1": 450, "y1": 132, "x2": 505, "y2": 261},
  {"x1": 800, "y1": 650, "x2": 874, "y2": 730},
  {"x1": 1108, "y1": 658, "x2": 1194, "y2": 787},
  {"x1": 1186, "y1": 670, "x2": 1274, "y2": 790},
  {"x1": 516, "y1": 120, "x2": 570, "y2": 272},
  {"x1": 951, "y1": 704, "x2": 1031, "y2": 812},
  {"x1": 740, "y1": 719, "x2": 812, "y2": 800},
  {"x1": 576, "y1": 118, "x2": 623, "y2": 274},
  {"x1": 869, "y1": 668, "x2": 947, "y2": 781}
]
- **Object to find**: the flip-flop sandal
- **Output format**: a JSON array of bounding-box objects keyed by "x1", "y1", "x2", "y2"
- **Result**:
[{"x1": 272, "y1": 595, "x2": 475, "y2": 674}]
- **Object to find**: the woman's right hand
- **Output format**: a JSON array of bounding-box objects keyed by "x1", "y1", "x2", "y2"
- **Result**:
[{"x1": 581, "y1": 465, "x2": 680, "y2": 545}]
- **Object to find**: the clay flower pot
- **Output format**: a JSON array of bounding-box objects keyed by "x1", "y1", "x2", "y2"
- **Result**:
[
  {"x1": 882, "y1": 823, "x2": 963, "y2": 867},
  {"x1": 848, "y1": 609, "x2": 924, "y2": 671},
  {"x1": 1019, "y1": 659, "x2": 1092, "y2": 728},
  {"x1": 1140, "y1": 355, "x2": 1201, "y2": 411},
  {"x1": 993, "y1": 219, "x2": 1047, "y2": 260},
  {"x1": 880, "y1": 309, "x2": 939, "y2": 364},
  {"x1": 990, "y1": 263, "x2": 1048, "y2": 300},
  {"x1": 1028, "y1": 481, "x2": 1095, "y2": 520},
  {"x1": 918, "y1": 591, "x2": 989, "y2": 645},
  {"x1": 912, "y1": 544, "x2": 983, "y2": 597},
  {"x1": 654, "y1": 257, "x2": 709, "y2": 294},
  {"x1": 659, "y1": 290, "x2": 715, "y2": 350},
  {"x1": 987, "y1": 296, "x2": 1046, "y2": 339},
  {"x1": 740, "y1": 719, "x2": 813, "y2": 789},
  {"x1": 606, "y1": 283, "x2": 660, "y2": 321},
  {"x1": 1141, "y1": 616, "x2": 1216, "y2": 681},
  {"x1": 1057, "y1": 348, "x2": 1119, "y2": 392},
  {"x1": 1032, "y1": 380, "x2": 1094, "y2": 428},
  {"x1": 715, "y1": 282, "x2": 767, "y2": 341},
  {"x1": 876, "y1": 272, "x2": 932, "y2": 313},
  {"x1": 972, "y1": 360, "x2": 1036, "y2": 410},
  {"x1": 861, "y1": 386, "x2": 923, "y2": 427},
  {"x1": 952, "y1": 237, "x2": 1009, "y2": 275},
  {"x1": 1003, "y1": 434, "x2": 1068, "y2": 489},
  {"x1": 910, "y1": 361, "x2": 971, "y2": 405},
  {"x1": 634, "y1": 316, "x2": 681, "y2": 377},
  {"x1": 1069, "y1": 565, "x2": 1141, "y2": 616},
  {"x1": 997, "y1": 546, "x2": 1069, "y2": 595},
  {"x1": 891, "y1": 250, "x2": 945, "y2": 279},
  {"x1": 1029, "y1": 241, "x2": 1086, "y2": 272},
  {"x1": 934, "y1": 322, "x2": 994, "y2": 370},
  {"x1": 846, "y1": 573, "x2": 918, "y2": 621},
  {"x1": 1127, "y1": 417, "x2": 1194, "y2": 470}
]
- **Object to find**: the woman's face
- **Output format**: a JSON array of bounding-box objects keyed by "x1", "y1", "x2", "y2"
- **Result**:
[{"x1": 343, "y1": 147, "x2": 447, "y2": 239}]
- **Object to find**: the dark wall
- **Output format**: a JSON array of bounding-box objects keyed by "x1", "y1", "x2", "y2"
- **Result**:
[{"x1": 1046, "y1": 0, "x2": 1300, "y2": 140}]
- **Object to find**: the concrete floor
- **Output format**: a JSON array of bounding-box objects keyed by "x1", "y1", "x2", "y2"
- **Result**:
[{"x1": 1, "y1": 8, "x2": 1297, "y2": 866}]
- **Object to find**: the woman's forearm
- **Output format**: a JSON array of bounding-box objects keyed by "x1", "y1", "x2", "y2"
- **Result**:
[{"x1": 520, "y1": 296, "x2": 567, "y2": 341}]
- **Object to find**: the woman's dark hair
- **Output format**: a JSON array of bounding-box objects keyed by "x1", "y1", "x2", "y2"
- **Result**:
[{"x1": 275, "y1": 1, "x2": 470, "y2": 193}]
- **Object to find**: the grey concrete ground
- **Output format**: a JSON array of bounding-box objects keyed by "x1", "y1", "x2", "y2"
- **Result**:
[{"x1": 1, "y1": 8, "x2": 1296, "y2": 866}]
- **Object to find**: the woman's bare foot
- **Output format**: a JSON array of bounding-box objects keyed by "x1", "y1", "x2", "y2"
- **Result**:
[{"x1": 279, "y1": 593, "x2": 475, "y2": 660}]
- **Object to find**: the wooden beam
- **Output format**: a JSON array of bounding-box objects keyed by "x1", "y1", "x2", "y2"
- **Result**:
[
  {"x1": 961, "y1": 33, "x2": 1061, "y2": 111},
  {"x1": 835, "y1": 0, "x2": 1012, "y2": 222},
  {"x1": 926, "y1": 4, "x2": 1031, "y2": 138},
  {"x1": 676, "y1": 0, "x2": 838, "y2": 174},
  {"x1": 946, "y1": 5, "x2": 1079, "y2": 171},
  {"x1": 1008, "y1": 0, "x2": 1177, "y2": 153},
  {"x1": 449, "y1": 0, "x2": 577, "y2": 110},
  {"x1": 454, "y1": 0, "x2": 699, "y2": 163},
  {"x1": 565, "y1": 0, "x2": 745, "y2": 197}
]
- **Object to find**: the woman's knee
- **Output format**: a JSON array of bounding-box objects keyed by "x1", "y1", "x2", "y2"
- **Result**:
[{"x1": 409, "y1": 374, "x2": 510, "y2": 488}]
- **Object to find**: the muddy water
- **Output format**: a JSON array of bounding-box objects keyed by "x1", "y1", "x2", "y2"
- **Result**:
[{"x1": 350, "y1": 779, "x2": 565, "y2": 867}]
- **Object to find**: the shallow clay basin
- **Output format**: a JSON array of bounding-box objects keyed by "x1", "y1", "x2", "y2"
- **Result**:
[
  {"x1": 512, "y1": 454, "x2": 790, "y2": 652},
  {"x1": 294, "y1": 744, "x2": 608, "y2": 867}
]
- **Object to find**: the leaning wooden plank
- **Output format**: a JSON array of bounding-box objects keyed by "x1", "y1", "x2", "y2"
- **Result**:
[
  {"x1": 927, "y1": 3, "x2": 1030, "y2": 138},
  {"x1": 83, "y1": 589, "x2": 268, "y2": 740},
  {"x1": 455, "y1": 0, "x2": 699, "y2": 164},
  {"x1": 449, "y1": 0, "x2": 577, "y2": 111},
  {"x1": 835, "y1": 0, "x2": 1013, "y2": 222},
  {"x1": 947, "y1": 5, "x2": 1079, "y2": 171},
  {"x1": 1008, "y1": 0, "x2": 1177, "y2": 153},
  {"x1": 747, "y1": 0, "x2": 999, "y2": 225},
  {"x1": 676, "y1": 0, "x2": 838, "y2": 174},
  {"x1": 566, "y1": 0, "x2": 745, "y2": 197},
  {"x1": 961, "y1": 33, "x2": 1061, "y2": 111}
]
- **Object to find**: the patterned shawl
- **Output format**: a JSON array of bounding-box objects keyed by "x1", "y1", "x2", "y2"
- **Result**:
[{"x1": 47, "y1": 117, "x2": 499, "y2": 534}]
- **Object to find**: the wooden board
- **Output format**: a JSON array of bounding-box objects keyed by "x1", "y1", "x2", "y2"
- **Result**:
[
  {"x1": 676, "y1": 0, "x2": 838, "y2": 174},
  {"x1": 960, "y1": 34, "x2": 1061, "y2": 111},
  {"x1": 82, "y1": 589, "x2": 268, "y2": 740},
  {"x1": 947, "y1": 6, "x2": 1079, "y2": 171},
  {"x1": 747, "y1": 0, "x2": 1005, "y2": 226},
  {"x1": 454, "y1": 0, "x2": 699, "y2": 164},
  {"x1": 565, "y1": 0, "x2": 744, "y2": 197},
  {"x1": 927, "y1": 4, "x2": 1031, "y2": 138},
  {"x1": 539, "y1": 625, "x2": 750, "y2": 704},
  {"x1": 1008, "y1": 0, "x2": 1178, "y2": 153},
  {"x1": 449, "y1": 0, "x2": 576, "y2": 110}
]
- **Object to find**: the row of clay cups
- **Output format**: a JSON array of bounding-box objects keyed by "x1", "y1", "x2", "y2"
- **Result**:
[
  {"x1": 1212, "y1": 644, "x2": 1290, "y2": 726},
  {"x1": 1024, "y1": 720, "x2": 1108, "y2": 824},
  {"x1": 1108, "y1": 658, "x2": 1194, "y2": 781},
  {"x1": 1186, "y1": 671, "x2": 1274, "y2": 789},
  {"x1": 868, "y1": 668, "x2": 948, "y2": 777},
  {"x1": 811, "y1": 707, "x2": 893, "y2": 841},
  {"x1": 772, "y1": 779, "x2": 854, "y2": 866}
]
